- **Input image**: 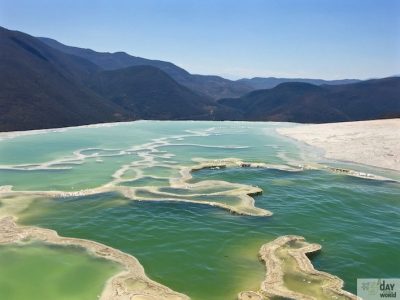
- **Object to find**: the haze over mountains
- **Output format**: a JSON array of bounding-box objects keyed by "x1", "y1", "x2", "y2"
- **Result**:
[{"x1": 0, "y1": 26, "x2": 399, "y2": 131}]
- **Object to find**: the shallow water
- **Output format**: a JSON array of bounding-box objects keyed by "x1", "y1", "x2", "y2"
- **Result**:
[
  {"x1": 0, "y1": 243, "x2": 120, "y2": 300},
  {"x1": 0, "y1": 121, "x2": 399, "y2": 300}
]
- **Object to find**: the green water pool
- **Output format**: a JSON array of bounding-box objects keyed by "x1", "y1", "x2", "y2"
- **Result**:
[
  {"x1": 0, "y1": 243, "x2": 120, "y2": 300},
  {"x1": 0, "y1": 121, "x2": 399, "y2": 300}
]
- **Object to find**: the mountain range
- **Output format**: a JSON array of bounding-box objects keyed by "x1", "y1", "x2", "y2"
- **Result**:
[
  {"x1": 38, "y1": 37, "x2": 365, "y2": 98},
  {"x1": 38, "y1": 37, "x2": 252, "y2": 100},
  {"x1": 0, "y1": 26, "x2": 399, "y2": 131},
  {"x1": 219, "y1": 78, "x2": 400, "y2": 122},
  {"x1": 237, "y1": 77, "x2": 360, "y2": 90}
]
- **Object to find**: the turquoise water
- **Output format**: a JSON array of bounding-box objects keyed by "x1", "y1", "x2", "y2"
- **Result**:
[{"x1": 0, "y1": 121, "x2": 399, "y2": 299}]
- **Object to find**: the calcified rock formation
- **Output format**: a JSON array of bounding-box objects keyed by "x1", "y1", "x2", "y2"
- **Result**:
[
  {"x1": 0, "y1": 122, "x2": 393, "y2": 221},
  {"x1": 278, "y1": 119, "x2": 400, "y2": 173},
  {"x1": 238, "y1": 235, "x2": 359, "y2": 300},
  {"x1": 1, "y1": 157, "x2": 289, "y2": 217},
  {"x1": 0, "y1": 216, "x2": 189, "y2": 300}
]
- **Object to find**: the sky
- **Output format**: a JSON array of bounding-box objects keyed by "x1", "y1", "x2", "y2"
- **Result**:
[{"x1": 1, "y1": 0, "x2": 399, "y2": 80}]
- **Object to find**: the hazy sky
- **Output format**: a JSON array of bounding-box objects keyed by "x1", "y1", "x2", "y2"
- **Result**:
[{"x1": 1, "y1": 0, "x2": 399, "y2": 79}]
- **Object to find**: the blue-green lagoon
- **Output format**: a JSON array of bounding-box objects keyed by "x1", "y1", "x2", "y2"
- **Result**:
[{"x1": 0, "y1": 121, "x2": 398, "y2": 299}]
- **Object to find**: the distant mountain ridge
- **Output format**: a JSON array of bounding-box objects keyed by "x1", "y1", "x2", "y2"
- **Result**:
[
  {"x1": 0, "y1": 26, "x2": 214, "y2": 131},
  {"x1": 0, "y1": 27, "x2": 127, "y2": 131},
  {"x1": 237, "y1": 77, "x2": 361, "y2": 90},
  {"x1": 39, "y1": 37, "x2": 364, "y2": 98},
  {"x1": 219, "y1": 77, "x2": 400, "y2": 122},
  {"x1": 1, "y1": 26, "x2": 399, "y2": 131},
  {"x1": 38, "y1": 37, "x2": 253, "y2": 99}
]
